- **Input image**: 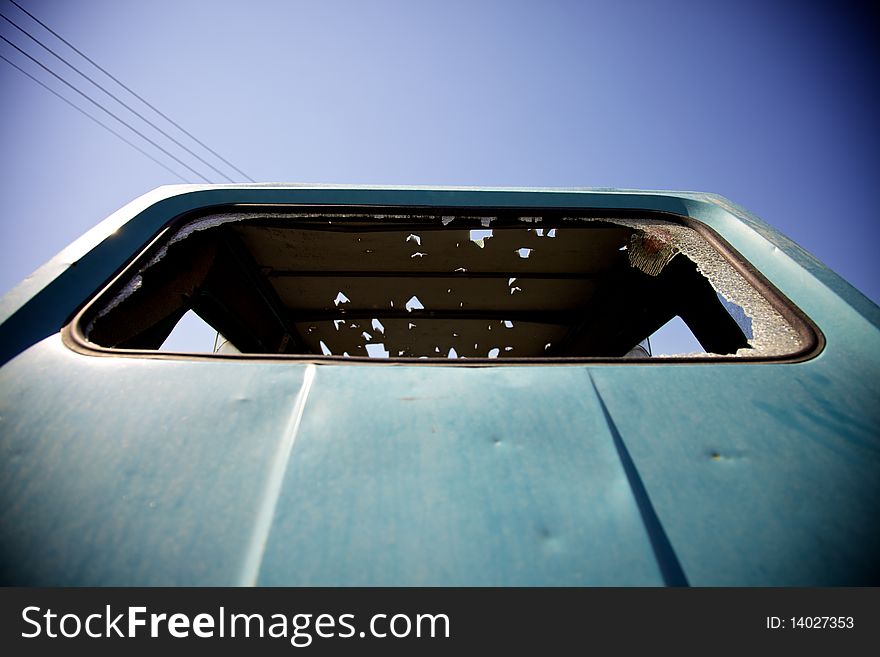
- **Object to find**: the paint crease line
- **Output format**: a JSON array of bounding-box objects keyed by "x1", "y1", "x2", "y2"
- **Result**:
[
  {"x1": 239, "y1": 364, "x2": 316, "y2": 586},
  {"x1": 588, "y1": 372, "x2": 689, "y2": 587}
]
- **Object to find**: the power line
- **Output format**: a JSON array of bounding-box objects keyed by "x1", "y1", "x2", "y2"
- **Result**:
[
  {"x1": 7, "y1": 0, "x2": 255, "y2": 182},
  {"x1": 0, "y1": 33, "x2": 213, "y2": 182},
  {"x1": 0, "y1": 53, "x2": 193, "y2": 182},
  {"x1": 1, "y1": 10, "x2": 235, "y2": 183}
]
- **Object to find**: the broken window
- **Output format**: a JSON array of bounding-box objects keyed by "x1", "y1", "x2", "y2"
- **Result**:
[{"x1": 74, "y1": 207, "x2": 817, "y2": 361}]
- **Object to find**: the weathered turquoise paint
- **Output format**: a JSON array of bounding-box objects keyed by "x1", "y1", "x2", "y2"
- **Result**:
[{"x1": 0, "y1": 186, "x2": 877, "y2": 586}]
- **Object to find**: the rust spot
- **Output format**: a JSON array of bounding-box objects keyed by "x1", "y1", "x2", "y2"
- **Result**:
[{"x1": 642, "y1": 235, "x2": 669, "y2": 254}]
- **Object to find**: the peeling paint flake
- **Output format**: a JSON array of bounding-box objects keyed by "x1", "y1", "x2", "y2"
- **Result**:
[
  {"x1": 365, "y1": 343, "x2": 389, "y2": 358},
  {"x1": 469, "y1": 229, "x2": 493, "y2": 248},
  {"x1": 405, "y1": 295, "x2": 425, "y2": 312}
]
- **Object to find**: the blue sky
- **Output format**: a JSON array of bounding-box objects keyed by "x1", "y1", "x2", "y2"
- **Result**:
[{"x1": 1, "y1": 0, "x2": 877, "y2": 353}]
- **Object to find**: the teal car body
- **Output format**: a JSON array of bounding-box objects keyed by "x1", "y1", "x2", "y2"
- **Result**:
[{"x1": 0, "y1": 185, "x2": 877, "y2": 586}]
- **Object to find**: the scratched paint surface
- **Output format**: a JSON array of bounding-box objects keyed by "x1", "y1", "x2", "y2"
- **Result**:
[
  {"x1": 0, "y1": 337, "x2": 312, "y2": 585},
  {"x1": 257, "y1": 366, "x2": 666, "y2": 586},
  {"x1": 1, "y1": 329, "x2": 877, "y2": 584}
]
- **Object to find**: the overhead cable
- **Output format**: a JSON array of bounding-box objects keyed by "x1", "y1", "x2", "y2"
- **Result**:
[
  {"x1": 0, "y1": 52, "x2": 193, "y2": 182},
  {"x1": 0, "y1": 33, "x2": 213, "y2": 182},
  {"x1": 8, "y1": 0, "x2": 255, "y2": 182},
  {"x1": 1, "y1": 10, "x2": 236, "y2": 182}
]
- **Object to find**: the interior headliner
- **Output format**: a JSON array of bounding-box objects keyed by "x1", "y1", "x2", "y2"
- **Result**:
[{"x1": 84, "y1": 208, "x2": 754, "y2": 359}]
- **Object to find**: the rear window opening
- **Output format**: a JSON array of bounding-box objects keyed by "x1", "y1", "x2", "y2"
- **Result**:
[{"x1": 76, "y1": 207, "x2": 812, "y2": 362}]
